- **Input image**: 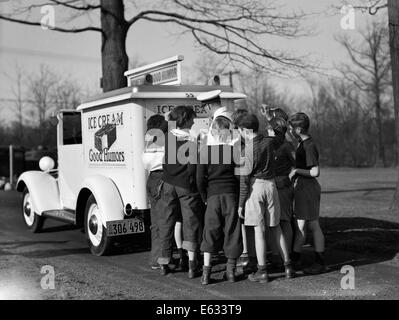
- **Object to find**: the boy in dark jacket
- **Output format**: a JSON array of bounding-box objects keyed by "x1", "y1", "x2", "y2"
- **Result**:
[
  {"x1": 159, "y1": 106, "x2": 204, "y2": 278},
  {"x1": 197, "y1": 117, "x2": 243, "y2": 285}
]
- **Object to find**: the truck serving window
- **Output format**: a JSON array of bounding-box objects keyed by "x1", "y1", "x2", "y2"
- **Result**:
[{"x1": 63, "y1": 112, "x2": 82, "y2": 145}]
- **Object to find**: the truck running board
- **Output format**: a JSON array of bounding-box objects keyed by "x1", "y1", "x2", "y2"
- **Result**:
[{"x1": 42, "y1": 209, "x2": 76, "y2": 224}]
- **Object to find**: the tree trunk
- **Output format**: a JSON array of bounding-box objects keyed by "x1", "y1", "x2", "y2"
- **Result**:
[
  {"x1": 100, "y1": 0, "x2": 128, "y2": 92},
  {"x1": 388, "y1": 0, "x2": 399, "y2": 210},
  {"x1": 375, "y1": 94, "x2": 386, "y2": 167}
]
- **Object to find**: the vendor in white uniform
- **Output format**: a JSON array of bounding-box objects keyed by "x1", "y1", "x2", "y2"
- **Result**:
[{"x1": 196, "y1": 90, "x2": 237, "y2": 146}]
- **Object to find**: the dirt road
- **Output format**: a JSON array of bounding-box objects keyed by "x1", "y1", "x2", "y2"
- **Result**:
[{"x1": 1, "y1": 168, "x2": 399, "y2": 300}]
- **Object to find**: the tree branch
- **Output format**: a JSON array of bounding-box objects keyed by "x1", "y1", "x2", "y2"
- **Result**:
[
  {"x1": 340, "y1": 0, "x2": 388, "y2": 15},
  {"x1": 48, "y1": 0, "x2": 101, "y2": 11},
  {"x1": 0, "y1": 14, "x2": 102, "y2": 33},
  {"x1": 353, "y1": 0, "x2": 388, "y2": 15},
  {"x1": 140, "y1": 15, "x2": 301, "y2": 74}
]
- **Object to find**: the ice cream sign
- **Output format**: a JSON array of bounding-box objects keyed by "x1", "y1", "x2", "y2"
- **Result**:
[
  {"x1": 87, "y1": 111, "x2": 126, "y2": 165},
  {"x1": 145, "y1": 99, "x2": 213, "y2": 119}
]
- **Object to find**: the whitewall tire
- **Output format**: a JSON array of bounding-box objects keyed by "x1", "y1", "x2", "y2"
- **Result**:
[
  {"x1": 22, "y1": 187, "x2": 44, "y2": 233},
  {"x1": 84, "y1": 194, "x2": 113, "y2": 256}
]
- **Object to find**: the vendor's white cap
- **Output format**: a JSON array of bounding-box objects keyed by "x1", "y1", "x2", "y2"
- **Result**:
[
  {"x1": 196, "y1": 89, "x2": 222, "y2": 102},
  {"x1": 213, "y1": 107, "x2": 233, "y2": 122}
]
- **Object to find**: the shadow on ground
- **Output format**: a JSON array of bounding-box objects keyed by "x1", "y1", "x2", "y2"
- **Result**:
[
  {"x1": 212, "y1": 216, "x2": 399, "y2": 279},
  {"x1": 316, "y1": 217, "x2": 399, "y2": 271},
  {"x1": 4, "y1": 216, "x2": 398, "y2": 269},
  {"x1": 0, "y1": 240, "x2": 89, "y2": 258},
  {"x1": 322, "y1": 187, "x2": 395, "y2": 194},
  {"x1": 40, "y1": 224, "x2": 81, "y2": 233}
]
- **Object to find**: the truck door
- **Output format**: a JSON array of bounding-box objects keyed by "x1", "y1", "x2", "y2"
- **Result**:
[{"x1": 57, "y1": 111, "x2": 84, "y2": 210}]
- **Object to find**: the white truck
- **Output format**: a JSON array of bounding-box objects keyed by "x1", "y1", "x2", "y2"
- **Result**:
[{"x1": 16, "y1": 56, "x2": 246, "y2": 256}]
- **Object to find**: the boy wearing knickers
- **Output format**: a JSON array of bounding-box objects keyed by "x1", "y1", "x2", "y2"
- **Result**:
[
  {"x1": 142, "y1": 115, "x2": 168, "y2": 270},
  {"x1": 197, "y1": 117, "x2": 243, "y2": 285},
  {"x1": 159, "y1": 106, "x2": 204, "y2": 278}
]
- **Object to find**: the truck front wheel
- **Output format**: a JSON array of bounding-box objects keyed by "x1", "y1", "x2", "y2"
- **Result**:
[
  {"x1": 22, "y1": 187, "x2": 44, "y2": 233},
  {"x1": 84, "y1": 195, "x2": 113, "y2": 256}
]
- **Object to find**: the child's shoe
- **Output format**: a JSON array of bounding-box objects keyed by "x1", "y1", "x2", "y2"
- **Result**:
[
  {"x1": 224, "y1": 271, "x2": 236, "y2": 283},
  {"x1": 237, "y1": 253, "x2": 249, "y2": 267},
  {"x1": 150, "y1": 263, "x2": 161, "y2": 270},
  {"x1": 248, "y1": 265, "x2": 269, "y2": 283},
  {"x1": 224, "y1": 260, "x2": 237, "y2": 283},
  {"x1": 201, "y1": 266, "x2": 212, "y2": 285},
  {"x1": 160, "y1": 264, "x2": 170, "y2": 276},
  {"x1": 175, "y1": 250, "x2": 189, "y2": 272},
  {"x1": 248, "y1": 271, "x2": 269, "y2": 283},
  {"x1": 188, "y1": 260, "x2": 200, "y2": 279},
  {"x1": 284, "y1": 261, "x2": 296, "y2": 279}
]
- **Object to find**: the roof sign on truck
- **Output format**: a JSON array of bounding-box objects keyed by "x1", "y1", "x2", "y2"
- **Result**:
[{"x1": 124, "y1": 55, "x2": 183, "y2": 86}]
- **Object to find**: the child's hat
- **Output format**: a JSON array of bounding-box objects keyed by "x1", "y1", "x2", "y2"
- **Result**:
[{"x1": 213, "y1": 107, "x2": 233, "y2": 122}]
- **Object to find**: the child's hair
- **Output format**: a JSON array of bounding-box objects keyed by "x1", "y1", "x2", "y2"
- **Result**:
[
  {"x1": 169, "y1": 106, "x2": 196, "y2": 128},
  {"x1": 268, "y1": 117, "x2": 288, "y2": 136},
  {"x1": 146, "y1": 114, "x2": 168, "y2": 134},
  {"x1": 232, "y1": 108, "x2": 249, "y2": 127},
  {"x1": 235, "y1": 113, "x2": 259, "y2": 133},
  {"x1": 211, "y1": 116, "x2": 232, "y2": 142},
  {"x1": 267, "y1": 117, "x2": 287, "y2": 149},
  {"x1": 288, "y1": 112, "x2": 310, "y2": 133},
  {"x1": 266, "y1": 107, "x2": 288, "y2": 121}
]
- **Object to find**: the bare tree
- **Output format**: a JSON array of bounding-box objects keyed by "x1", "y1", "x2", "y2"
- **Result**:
[
  {"x1": 6, "y1": 64, "x2": 26, "y2": 145},
  {"x1": 194, "y1": 51, "x2": 228, "y2": 85},
  {"x1": 52, "y1": 78, "x2": 82, "y2": 111},
  {"x1": 0, "y1": 0, "x2": 311, "y2": 92},
  {"x1": 237, "y1": 70, "x2": 295, "y2": 116},
  {"x1": 341, "y1": 0, "x2": 399, "y2": 209},
  {"x1": 306, "y1": 78, "x2": 377, "y2": 166},
  {"x1": 344, "y1": 0, "x2": 388, "y2": 14},
  {"x1": 386, "y1": 0, "x2": 399, "y2": 210},
  {"x1": 336, "y1": 21, "x2": 392, "y2": 167},
  {"x1": 28, "y1": 65, "x2": 58, "y2": 143}
]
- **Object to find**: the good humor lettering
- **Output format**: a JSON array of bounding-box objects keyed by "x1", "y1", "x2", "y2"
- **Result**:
[{"x1": 152, "y1": 66, "x2": 177, "y2": 84}]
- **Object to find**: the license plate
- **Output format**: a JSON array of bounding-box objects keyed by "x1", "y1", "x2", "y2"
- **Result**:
[{"x1": 106, "y1": 218, "x2": 145, "y2": 237}]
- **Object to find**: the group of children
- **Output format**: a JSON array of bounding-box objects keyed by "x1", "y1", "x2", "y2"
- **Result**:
[{"x1": 142, "y1": 91, "x2": 326, "y2": 285}]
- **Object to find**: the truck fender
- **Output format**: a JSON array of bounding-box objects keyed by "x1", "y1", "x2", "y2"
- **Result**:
[
  {"x1": 16, "y1": 171, "x2": 62, "y2": 215},
  {"x1": 77, "y1": 175, "x2": 124, "y2": 227}
]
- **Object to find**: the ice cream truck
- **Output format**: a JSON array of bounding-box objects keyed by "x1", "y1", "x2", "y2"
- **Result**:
[{"x1": 16, "y1": 56, "x2": 246, "y2": 256}]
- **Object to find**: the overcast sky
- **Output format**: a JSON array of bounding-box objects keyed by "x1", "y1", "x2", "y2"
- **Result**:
[{"x1": 0, "y1": 0, "x2": 387, "y2": 122}]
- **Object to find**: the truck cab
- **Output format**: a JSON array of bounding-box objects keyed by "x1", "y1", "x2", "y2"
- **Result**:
[{"x1": 16, "y1": 56, "x2": 246, "y2": 256}]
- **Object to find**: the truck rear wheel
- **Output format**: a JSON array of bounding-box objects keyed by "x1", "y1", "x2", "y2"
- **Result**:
[
  {"x1": 22, "y1": 187, "x2": 44, "y2": 233},
  {"x1": 84, "y1": 194, "x2": 113, "y2": 256}
]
